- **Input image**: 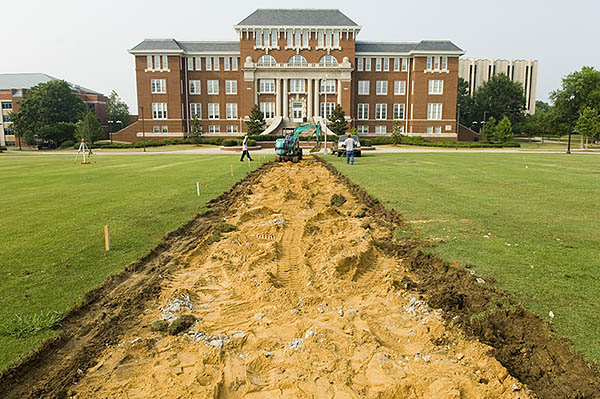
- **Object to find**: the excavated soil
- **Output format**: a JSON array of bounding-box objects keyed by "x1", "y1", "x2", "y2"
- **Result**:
[{"x1": 1, "y1": 158, "x2": 599, "y2": 399}]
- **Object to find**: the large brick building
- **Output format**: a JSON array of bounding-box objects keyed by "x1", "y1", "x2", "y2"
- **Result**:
[
  {"x1": 0, "y1": 73, "x2": 107, "y2": 147},
  {"x1": 115, "y1": 9, "x2": 464, "y2": 142}
]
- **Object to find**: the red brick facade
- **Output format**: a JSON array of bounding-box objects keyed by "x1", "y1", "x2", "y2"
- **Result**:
[{"x1": 115, "y1": 9, "x2": 463, "y2": 143}]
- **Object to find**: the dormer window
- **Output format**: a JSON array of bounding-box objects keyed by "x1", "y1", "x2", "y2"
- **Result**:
[{"x1": 288, "y1": 55, "x2": 307, "y2": 67}]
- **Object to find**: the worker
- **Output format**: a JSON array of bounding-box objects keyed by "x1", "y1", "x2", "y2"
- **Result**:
[
  {"x1": 284, "y1": 132, "x2": 293, "y2": 149},
  {"x1": 344, "y1": 132, "x2": 355, "y2": 165},
  {"x1": 240, "y1": 135, "x2": 253, "y2": 161}
]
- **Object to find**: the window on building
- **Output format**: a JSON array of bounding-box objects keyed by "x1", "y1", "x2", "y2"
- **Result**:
[
  {"x1": 290, "y1": 79, "x2": 305, "y2": 93},
  {"x1": 358, "y1": 80, "x2": 369, "y2": 95},
  {"x1": 375, "y1": 58, "x2": 382, "y2": 72},
  {"x1": 151, "y1": 79, "x2": 167, "y2": 94},
  {"x1": 428, "y1": 80, "x2": 444, "y2": 94},
  {"x1": 333, "y1": 31, "x2": 340, "y2": 47},
  {"x1": 195, "y1": 57, "x2": 202, "y2": 71},
  {"x1": 208, "y1": 103, "x2": 219, "y2": 119},
  {"x1": 225, "y1": 80, "x2": 237, "y2": 95},
  {"x1": 1, "y1": 102, "x2": 12, "y2": 109},
  {"x1": 393, "y1": 58, "x2": 400, "y2": 72},
  {"x1": 258, "y1": 55, "x2": 276, "y2": 66},
  {"x1": 260, "y1": 102, "x2": 275, "y2": 119},
  {"x1": 433, "y1": 57, "x2": 440, "y2": 70},
  {"x1": 426, "y1": 126, "x2": 434, "y2": 133},
  {"x1": 153, "y1": 125, "x2": 160, "y2": 133},
  {"x1": 319, "y1": 55, "x2": 338, "y2": 66},
  {"x1": 383, "y1": 58, "x2": 389, "y2": 71},
  {"x1": 288, "y1": 55, "x2": 307, "y2": 66},
  {"x1": 441, "y1": 56, "x2": 448, "y2": 70},
  {"x1": 427, "y1": 103, "x2": 442, "y2": 120},
  {"x1": 364, "y1": 57, "x2": 372, "y2": 71},
  {"x1": 320, "y1": 79, "x2": 335, "y2": 94},
  {"x1": 318, "y1": 31, "x2": 324, "y2": 47},
  {"x1": 162, "y1": 125, "x2": 168, "y2": 133},
  {"x1": 232, "y1": 57, "x2": 238, "y2": 71},
  {"x1": 206, "y1": 57, "x2": 212, "y2": 71},
  {"x1": 426, "y1": 56, "x2": 432, "y2": 71},
  {"x1": 147, "y1": 56, "x2": 152, "y2": 70},
  {"x1": 375, "y1": 104, "x2": 387, "y2": 120},
  {"x1": 162, "y1": 55, "x2": 168, "y2": 70},
  {"x1": 207, "y1": 80, "x2": 219, "y2": 95},
  {"x1": 295, "y1": 31, "x2": 301, "y2": 48},
  {"x1": 435, "y1": 126, "x2": 442, "y2": 133},
  {"x1": 375, "y1": 125, "x2": 387, "y2": 134},
  {"x1": 357, "y1": 104, "x2": 369, "y2": 120},
  {"x1": 287, "y1": 30, "x2": 293, "y2": 47},
  {"x1": 187, "y1": 57, "x2": 194, "y2": 71},
  {"x1": 224, "y1": 57, "x2": 230, "y2": 71},
  {"x1": 189, "y1": 80, "x2": 201, "y2": 95},
  {"x1": 213, "y1": 57, "x2": 220, "y2": 71},
  {"x1": 190, "y1": 103, "x2": 201, "y2": 119},
  {"x1": 226, "y1": 103, "x2": 238, "y2": 120},
  {"x1": 208, "y1": 125, "x2": 220, "y2": 133},
  {"x1": 153, "y1": 55, "x2": 161, "y2": 70},
  {"x1": 4, "y1": 128, "x2": 13, "y2": 135},
  {"x1": 376, "y1": 81, "x2": 388, "y2": 95},
  {"x1": 302, "y1": 32, "x2": 309, "y2": 47},
  {"x1": 402, "y1": 58, "x2": 408, "y2": 72},
  {"x1": 260, "y1": 79, "x2": 275, "y2": 93},
  {"x1": 394, "y1": 80, "x2": 406, "y2": 95},
  {"x1": 357, "y1": 57, "x2": 363, "y2": 72},
  {"x1": 393, "y1": 104, "x2": 405, "y2": 120},
  {"x1": 152, "y1": 103, "x2": 167, "y2": 120},
  {"x1": 325, "y1": 31, "x2": 332, "y2": 47},
  {"x1": 357, "y1": 125, "x2": 369, "y2": 135},
  {"x1": 256, "y1": 31, "x2": 262, "y2": 47},
  {"x1": 3, "y1": 115, "x2": 11, "y2": 123},
  {"x1": 320, "y1": 102, "x2": 335, "y2": 117},
  {"x1": 426, "y1": 56, "x2": 447, "y2": 72},
  {"x1": 227, "y1": 125, "x2": 238, "y2": 134}
]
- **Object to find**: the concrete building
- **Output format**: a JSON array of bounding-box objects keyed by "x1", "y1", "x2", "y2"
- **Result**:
[
  {"x1": 459, "y1": 58, "x2": 538, "y2": 114},
  {"x1": 0, "y1": 73, "x2": 108, "y2": 147},
  {"x1": 114, "y1": 9, "x2": 464, "y2": 142}
]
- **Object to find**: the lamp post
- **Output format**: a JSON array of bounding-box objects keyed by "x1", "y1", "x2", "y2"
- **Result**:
[
  {"x1": 140, "y1": 106, "x2": 146, "y2": 152},
  {"x1": 481, "y1": 111, "x2": 489, "y2": 142},
  {"x1": 566, "y1": 93, "x2": 575, "y2": 154},
  {"x1": 323, "y1": 74, "x2": 329, "y2": 153}
]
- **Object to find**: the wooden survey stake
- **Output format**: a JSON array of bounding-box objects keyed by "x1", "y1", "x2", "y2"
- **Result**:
[
  {"x1": 104, "y1": 225, "x2": 110, "y2": 251},
  {"x1": 230, "y1": 165, "x2": 233, "y2": 176}
]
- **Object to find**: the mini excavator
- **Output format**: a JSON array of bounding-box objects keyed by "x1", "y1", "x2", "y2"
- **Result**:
[{"x1": 274, "y1": 122, "x2": 323, "y2": 162}]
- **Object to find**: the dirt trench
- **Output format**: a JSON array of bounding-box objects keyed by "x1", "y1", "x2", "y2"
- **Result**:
[{"x1": 2, "y1": 157, "x2": 599, "y2": 399}]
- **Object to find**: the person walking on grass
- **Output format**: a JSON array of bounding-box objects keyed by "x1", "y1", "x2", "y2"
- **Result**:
[
  {"x1": 344, "y1": 132, "x2": 355, "y2": 165},
  {"x1": 240, "y1": 135, "x2": 253, "y2": 162}
]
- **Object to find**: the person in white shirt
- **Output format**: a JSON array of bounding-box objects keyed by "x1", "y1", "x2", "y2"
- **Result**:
[
  {"x1": 240, "y1": 135, "x2": 253, "y2": 161},
  {"x1": 344, "y1": 133, "x2": 355, "y2": 165}
]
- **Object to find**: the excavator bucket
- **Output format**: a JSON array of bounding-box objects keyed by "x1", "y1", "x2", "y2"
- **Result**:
[{"x1": 309, "y1": 142, "x2": 322, "y2": 153}]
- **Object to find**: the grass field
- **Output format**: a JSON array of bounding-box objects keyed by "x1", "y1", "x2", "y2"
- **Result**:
[
  {"x1": 325, "y1": 152, "x2": 600, "y2": 365},
  {"x1": 0, "y1": 153, "x2": 267, "y2": 371}
]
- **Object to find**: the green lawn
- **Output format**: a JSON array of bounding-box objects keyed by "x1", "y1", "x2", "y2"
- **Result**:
[
  {"x1": 0, "y1": 153, "x2": 267, "y2": 371},
  {"x1": 325, "y1": 152, "x2": 600, "y2": 364}
]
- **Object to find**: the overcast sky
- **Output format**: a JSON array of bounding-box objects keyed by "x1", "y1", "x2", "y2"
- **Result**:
[{"x1": 2, "y1": 0, "x2": 598, "y2": 111}]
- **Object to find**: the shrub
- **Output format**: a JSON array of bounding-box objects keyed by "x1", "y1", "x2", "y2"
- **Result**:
[
  {"x1": 60, "y1": 140, "x2": 74, "y2": 149},
  {"x1": 247, "y1": 139, "x2": 257, "y2": 147},
  {"x1": 0, "y1": 146, "x2": 7, "y2": 153},
  {"x1": 222, "y1": 139, "x2": 238, "y2": 147},
  {"x1": 167, "y1": 315, "x2": 196, "y2": 335}
]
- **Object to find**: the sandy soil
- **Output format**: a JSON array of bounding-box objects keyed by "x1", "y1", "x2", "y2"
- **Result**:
[{"x1": 67, "y1": 159, "x2": 532, "y2": 399}]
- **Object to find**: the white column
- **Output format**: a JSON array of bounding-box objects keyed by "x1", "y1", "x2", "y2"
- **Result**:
[
  {"x1": 254, "y1": 79, "x2": 258, "y2": 105},
  {"x1": 275, "y1": 79, "x2": 281, "y2": 117},
  {"x1": 337, "y1": 79, "x2": 342, "y2": 105},
  {"x1": 283, "y1": 79, "x2": 288, "y2": 120},
  {"x1": 314, "y1": 79, "x2": 320, "y2": 118},
  {"x1": 307, "y1": 78, "x2": 313, "y2": 120}
]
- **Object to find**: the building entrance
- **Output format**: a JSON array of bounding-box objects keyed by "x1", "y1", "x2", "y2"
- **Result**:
[{"x1": 292, "y1": 102, "x2": 303, "y2": 122}]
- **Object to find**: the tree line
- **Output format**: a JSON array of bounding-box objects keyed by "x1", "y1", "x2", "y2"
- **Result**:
[
  {"x1": 458, "y1": 66, "x2": 600, "y2": 145},
  {"x1": 10, "y1": 80, "x2": 130, "y2": 149}
]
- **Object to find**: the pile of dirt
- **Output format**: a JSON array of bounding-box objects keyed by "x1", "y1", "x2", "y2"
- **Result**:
[{"x1": 1, "y1": 157, "x2": 599, "y2": 399}]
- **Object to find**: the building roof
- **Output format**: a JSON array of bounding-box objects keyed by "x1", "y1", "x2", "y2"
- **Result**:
[
  {"x1": 0, "y1": 73, "x2": 103, "y2": 95},
  {"x1": 355, "y1": 40, "x2": 463, "y2": 54},
  {"x1": 236, "y1": 9, "x2": 359, "y2": 27},
  {"x1": 129, "y1": 39, "x2": 239, "y2": 54}
]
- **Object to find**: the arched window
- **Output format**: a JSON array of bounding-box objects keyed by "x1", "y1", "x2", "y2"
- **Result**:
[
  {"x1": 288, "y1": 55, "x2": 308, "y2": 66},
  {"x1": 319, "y1": 55, "x2": 338, "y2": 66},
  {"x1": 257, "y1": 55, "x2": 276, "y2": 66}
]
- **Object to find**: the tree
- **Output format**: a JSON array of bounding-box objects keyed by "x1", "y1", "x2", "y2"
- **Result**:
[
  {"x1": 494, "y1": 116, "x2": 514, "y2": 143},
  {"x1": 474, "y1": 74, "x2": 526, "y2": 126},
  {"x1": 37, "y1": 123, "x2": 76, "y2": 148},
  {"x1": 11, "y1": 80, "x2": 86, "y2": 145},
  {"x1": 189, "y1": 115, "x2": 203, "y2": 145},
  {"x1": 481, "y1": 116, "x2": 497, "y2": 142},
  {"x1": 457, "y1": 77, "x2": 478, "y2": 127},
  {"x1": 327, "y1": 104, "x2": 348, "y2": 135},
  {"x1": 245, "y1": 105, "x2": 265, "y2": 134},
  {"x1": 75, "y1": 112, "x2": 103, "y2": 144},
  {"x1": 391, "y1": 122, "x2": 403, "y2": 145},
  {"x1": 575, "y1": 107, "x2": 600, "y2": 148},
  {"x1": 106, "y1": 91, "x2": 130, "y2": 132}
]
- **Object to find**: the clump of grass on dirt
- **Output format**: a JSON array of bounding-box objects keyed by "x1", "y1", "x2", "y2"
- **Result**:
[
  {"x1": 151, "y1": 320, "x2": 169, "y2": 333},
  {"x1": 167, "y1": 315, "x2": 196, "y2": 335},
  {"x1": 0, "y1": 311, "x2": 62, "y2": 339},
  {"x1": 330, "y1": 194, "x2": 347, "y2": 207},
  {"x1": 354, "y1": 208, "x2": 368, "y2": 218},
  {"x1": 212, "y1": 222, "x2": 237, "y2": 242}
]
